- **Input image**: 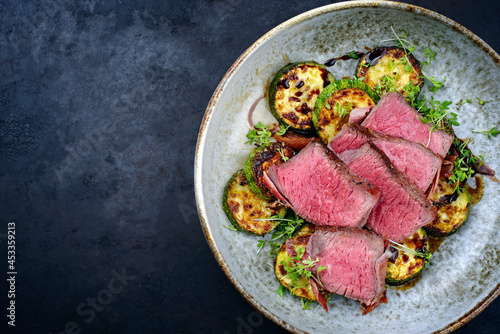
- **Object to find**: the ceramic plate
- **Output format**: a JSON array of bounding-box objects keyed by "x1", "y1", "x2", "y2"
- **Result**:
[{"x1": 195, "y1": 1, "x2": 500, "y2": 333}]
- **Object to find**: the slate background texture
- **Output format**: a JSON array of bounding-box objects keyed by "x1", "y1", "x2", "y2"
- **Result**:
[{"x1": 0, "y1": 0, "x2": 499, "y2": 333}]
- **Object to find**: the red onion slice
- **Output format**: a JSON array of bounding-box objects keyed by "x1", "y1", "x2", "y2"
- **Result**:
[{"x1": 248, "y1": 94, "x2": 265, "y2": 128}]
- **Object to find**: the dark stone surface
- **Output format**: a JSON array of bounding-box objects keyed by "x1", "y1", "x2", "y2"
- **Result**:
[{"x1": 0, "y1": 0, "x2": 498, "y2": 333}]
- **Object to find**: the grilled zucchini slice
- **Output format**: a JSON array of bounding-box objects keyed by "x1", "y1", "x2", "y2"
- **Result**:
[
  {"x1": 386, "y1": 228, "x2": 430, "y2": 286},
  {"x1": 244, "y1": 142, "x2": 295, "y2": 200},
  {"x1": 275, "y1": 224, "x2": 319, "y2": 300},
  {"x1": 429, "y1": 178, "x2": 459, "y2": 205},
  {"x1": 313, "y1": 79, "x2": 379, "y2": 144},
  {"x1": 223, "y1": 170, "x2": 287, "y2": 235},
  {"x1": 355, "y1": 46, "x2": 424, "y2": 100},
  {"x1": 269, "y1": 61, "x2": 334, "y2": 131},
  {"x1": 425, "y1": 188, "x2": 470, "y2": 237}
]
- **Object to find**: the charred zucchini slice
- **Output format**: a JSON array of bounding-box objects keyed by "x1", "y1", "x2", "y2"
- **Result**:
[
  {"x1": 269, "y1": 61, "x2": 334, "y2": 131},
  {"x1": 355, "y1": 46, "x2": 424, "y2": 100},
  {"x1": 223, "y1": 170, "x2": 287, "y2": 235},
  {"x1": 386, "y1": 228, "x2": 430, "y2": 286},
  {"x1": 312, "y1": 79, "x2": 379, "y2": 144},
  {"x1": 275, "y1": 224, "x2": 318, "y2": 300},
  {"x1": 244, "y1": 142, "x2": 295, "y2": 200},
  {"x1": 425, "y1": 189, "x2": 470, "y2": 237},
  {"x1": 429, "y1": 178, "x2": 459, "y2": 205}
]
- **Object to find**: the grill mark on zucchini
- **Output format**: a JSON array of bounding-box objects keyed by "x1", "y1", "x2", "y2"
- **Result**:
[
  {"x1": 386, "y1": 228, "x2": 430, "y2": 286},
  {"x1": 313, "y1": 79, "x2": 379, "y2": 144},
  {"x1": 269, "y1": 61, "x2": 334, "y2": 131},
  {"x1": 355, "y1": 46, "x2": 424, "y2": 99},
  {"x1": 429, "y1": 178, "x2": 459, "y2": 205},
  {"x1": 244, "y1": 143, "x2": 295, "y2": 200},
  {"x1": 425, "y1": 188, "x2": 470, "y2": 237},
  {"x1": 223, "y1": 170, "x2": 286, "y2": 235}
]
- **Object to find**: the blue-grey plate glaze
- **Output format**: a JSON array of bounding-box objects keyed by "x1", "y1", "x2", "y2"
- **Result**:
[{"x1": 195, "y1": 1, "x2": 500, "y2": 333}]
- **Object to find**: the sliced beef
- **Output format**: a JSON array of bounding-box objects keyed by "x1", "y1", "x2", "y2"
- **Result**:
[
  {"x1": 329, "y1": 123, "x2": 442, "y2": 194},
  {"x1": 340, "y1": 143, "x2": 436, "y2": 242},
  {"x1": 263, "y1": 141, "x2": 380, "y2": 227},
  {"x1": 348, "y1": 106, "x2": 373, "y2": 124},
  {"x1": 328, "y1": 123, "x2": 372, "y2": 154},
  {"x1": 361, "y1": 91, "x2": 453, "y2": 158},
  {"x1": 305, "y1": 226, "x2": 391, "y2": 314}
]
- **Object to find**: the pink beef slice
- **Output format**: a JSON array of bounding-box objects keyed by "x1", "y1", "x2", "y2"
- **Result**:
[
  {"x1": 305, "y1": 226, "x2": 391, "y2": 313},
  {"x1": 329, "y1": 123, "x2": 442, "y2": 193},
  {"x1": 340, "y1": 143, "x2": 436, "y2": 242},
  {"x1": 361, "y1": 91, "x2": 453, "y2": 158},
  {"x1": 264, "y1": 141, "x2": 380, "y2": 227},
  {"x1": 348, "y1": 106, "x2": 373, "y2": 124}
]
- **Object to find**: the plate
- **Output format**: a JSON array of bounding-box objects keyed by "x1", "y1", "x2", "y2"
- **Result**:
[{"x1": 195, "y1": 1, "x2": 500, "y2": 333}]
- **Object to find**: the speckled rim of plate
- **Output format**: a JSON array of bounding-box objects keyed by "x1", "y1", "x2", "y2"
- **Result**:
[{"x1": 194, "y1": 1, "x2": 500, "y2": 333}]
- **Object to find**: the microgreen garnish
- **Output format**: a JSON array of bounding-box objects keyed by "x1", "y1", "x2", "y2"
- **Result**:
[
  {"x1": 456, "y1": 98, "x2": 472, "y2": 109},
  {"x1": 389, "y1": 27, "x2": 445, "y2": 93},
  {"x1": 276, "y1": 285, "x2": 287, "y2": 299},
  {"x1": 246, "y1": 122, "x2": 288, "y2": 146},
  {"x1": 423, "y1": 47, "x2": 437, "y2": 64},
  {"x1": 477, "y1": 154, "x2": 485, "y2": 168},
  {"x1": 336, "y1": 102, "x2": 353, "y2": 118},
  {"x1": 389, "y1": 240, "x2": 432, "y2": 263},
  {"x1": 281, "y1": 246, "x2": 326, "y2": 292},
  {"x1": 391, "y1": 28, "x2": 417, "y2": 75},
  {"x1": 476, "y1": 97, "x2": 485, "y2": 105},
  {"x1": 246, "y1": 122, "x2": 272, "y2": 146},
  {"x1": 374, "y1": 73, "x2": 398, "y2": 96},
  {"x1": 223, "y1": 224, "x2": 238, "y2": 232},
  {"x1": 256, "y1": 239, "x2": 267, "y2": 254},
  {"x1": 301, "y1": 298, "x2": 313, "y2": 310},
  {"x1": 415, "y1": 96, "x2": 457, "y2": 131},
  {"x1": 400, "y1": 83, "x2": 421, "y2": 103},
  {"x1": 346, "y1": 51, "x2": 362, "y2": 59},
  {"x1": 448, "y1": 137, "x2": 482, "y2": 193},
  {"x1": 426, "y1": 75, "x2": 446, "y2": 92},
  {"x1": 277, "y1": 147, "x2": 290, "y2": 162},
  {"x1": 276, "y1": 124, "x2": 290, "y2": 136},
  {"x1": 388, "y1": 59, "x2": 396, "y2": 72},
  {"x1": 472, "y1": 126, "x2": 499, "y2": 140},
  {"x1": 255, "y1": 212, "x2": 304, "y2": 257}
]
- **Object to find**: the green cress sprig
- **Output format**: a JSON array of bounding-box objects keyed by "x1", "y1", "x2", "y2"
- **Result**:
[
  {"x1": 415, "y1": 96, "x2": 457, "y2": 132},
  {"x1": 472, "y1": 126, "x2": 499, "y2": 140},
  {"x1": 281, "y1": 247, "x2": 325, "y2": 288},
  {"x1": 279, "y1": 246, "x2": 326, "y2": 309},
  {"x1": 381, "y1": 30, "x2": 461, "y2": 142},
  {"x1": 246, "y1": 122, "x2": 289, "y2": 146},
  {"x1": 277, "y1": 147, "x2": 290, "y2": 162},
  {"x1": 336, "y1": 102, "x2": 353, "y2": 118},
  {"x1": 389, "y1": 27, "x2": 446, "y2": 93},
  {"x1": 384, "y1": 28, "x2": 488, "y2": 195},
  {"x1": 255, "y1": 211, "x2": 304, "y2": 257},
  {"x1": 246, "y1": 122, "x2": 272, "y2": 146},
  {"x1": 389, "y1": 240, "x2": 432, "y2": 264},
  {"x1": 448, "y1": 137, "x2": 483, "y2": 193}
]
